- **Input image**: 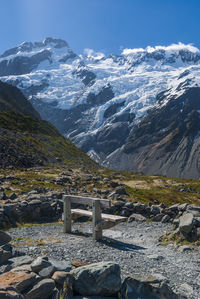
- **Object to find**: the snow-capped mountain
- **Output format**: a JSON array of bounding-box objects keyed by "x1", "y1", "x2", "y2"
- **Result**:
[{"x1": 1, "y1": 37, "x2": 200, "y2": 177}]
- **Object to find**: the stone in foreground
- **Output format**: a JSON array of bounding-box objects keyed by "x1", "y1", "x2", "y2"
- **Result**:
[
  {"x1": 121, "y1": 274, "x2": 179, "y2": 299},
  {"x1": 0, "y1": 271, "x2": 37, "y2": 292},
  {"x1": 30, "y1": 256, "x2": 51, "y2": 273},
  {"x1": 179, "y1": 213, "x2": 194, "y2": 234},
  {"x1": 0, "y1": 283, "x2": 23, "y2": 299},
  {"x1": 72, "y1": 261, "x2": 121, "y2": 296},
  {"x1": 0, "y1": 231, "x2": 12, "y2": 246},
  {"x1": 24, "y1": 278, "x2": 55, "y2": 299}
]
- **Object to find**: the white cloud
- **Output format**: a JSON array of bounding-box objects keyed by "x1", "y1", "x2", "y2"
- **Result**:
[
  {"x1": 122, "y1": 42, "x2": 200, "y2": 56},
  {"x1": 84, "y1": 48, "x2": 105, "y2": 60},
  {"x1": 122, "y1": 48, "x2": 145, "y2": 55}
]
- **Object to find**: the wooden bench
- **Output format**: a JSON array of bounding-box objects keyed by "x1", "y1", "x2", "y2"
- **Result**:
[{"x1": 63, "y1": 195, "x2": 127, "y2": 240}]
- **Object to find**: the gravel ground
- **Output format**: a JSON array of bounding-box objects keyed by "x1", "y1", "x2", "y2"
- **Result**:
[{"x1": 9, "y1": 221, "x2": 200, "y2": 298}]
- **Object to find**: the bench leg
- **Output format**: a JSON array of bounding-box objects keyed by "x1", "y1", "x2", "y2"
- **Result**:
[
  {"x1": 92, "y1": 200, "x2": 102, "y2": 240},
  {"x1": 63, "y1": 197, "x2": 72, "y2": 233}
]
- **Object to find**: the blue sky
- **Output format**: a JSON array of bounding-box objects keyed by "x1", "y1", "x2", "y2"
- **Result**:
[{"x1": 0, "y1": 0, "x2": 200, "y2": 55}]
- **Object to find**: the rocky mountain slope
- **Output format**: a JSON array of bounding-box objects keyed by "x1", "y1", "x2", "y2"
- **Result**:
[
  {"x1": 1, "y1": 38, "x2": 200, "y2": 177},
  {"x1": 106, "y1": 87, "x2": 200, "y2": 178},
  {"x1": 0, "y1": 80, "x2": 97, "y2": 168}
]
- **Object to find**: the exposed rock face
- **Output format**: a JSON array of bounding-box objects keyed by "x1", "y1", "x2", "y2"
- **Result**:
[
  {"x1": 0, "y1": 50, "x2": 51, "y2": 76},
  {"x1": 106, "y1": 87, "x2": 200, "y2": 178}
]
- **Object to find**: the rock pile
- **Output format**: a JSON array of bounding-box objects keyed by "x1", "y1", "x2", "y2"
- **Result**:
[
  {"x1": 0, "y1": 230, "x2": 181, "y2": 299},
  {"x1": 111, "y1": 200, "x2": 190, "y2": 224},
  {"x1": 170, "y1": 205, "x2": 200, "y2": 242},
  {"x1": 0, "y1": 191, "x2": 64, "y2": 229}
]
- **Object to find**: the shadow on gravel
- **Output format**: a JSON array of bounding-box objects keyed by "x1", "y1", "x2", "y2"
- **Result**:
[
  {"x1": 99, "y1": 237, "x2": 146, "y2": 251},
  {"x1": 69, "y1": 231, "x2": 145, "y2": 251}
]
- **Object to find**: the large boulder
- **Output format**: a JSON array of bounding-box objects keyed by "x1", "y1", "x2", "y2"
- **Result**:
[
  {"x1": 179, "y1": 213, "x2": 194, "y2": 234},
  {"x1": 72, "y1": 261, "x2": 121, "y2": 296},
  {"x1": 24, "y1": 278, "x2": 55, "y2": 299},
  {"x1": 0, "y1": 271, "x2": 37, "y2": 293},
  {"x1": 121, "y1": 274, "x2": 179, "y2": 299}
]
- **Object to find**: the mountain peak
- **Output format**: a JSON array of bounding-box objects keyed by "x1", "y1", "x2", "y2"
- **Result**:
[
  {"x1": 42, "y1": 37, "x2": 69, "y2": 48},
  {"x1": 0, "y1": 37, "x2": 69, "y2": 59}
]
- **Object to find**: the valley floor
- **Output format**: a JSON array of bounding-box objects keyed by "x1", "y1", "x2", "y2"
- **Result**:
[{"x1": 9, "y1": 221, "x2": 200, "y2": 298}]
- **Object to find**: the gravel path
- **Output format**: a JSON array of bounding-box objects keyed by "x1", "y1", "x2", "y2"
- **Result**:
[{"x1": 9, "y1": 221, "x2": 200, "y2": 298}]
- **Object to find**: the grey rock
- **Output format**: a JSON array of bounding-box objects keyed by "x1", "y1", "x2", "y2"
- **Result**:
[
  {"x1": 38, "y1": 265, "x2": 56, "y2": 278},
  {"x1": 0, "y1": 192, "x2": 6, "y2": 201},
  {"x1": 186, "y1": 205, "x2": 200, "y2": 217},
  {"x1": 11, "y1": 264, "x2": 32, "y2": 273},
  {"x1": 52, "y1": 271, "x2": 73, "y2": 286},
  {"x1": 179, "y1": 213, "x2": 194, "y2": 234},
  {"x1": 196, "y1": 227, "x2": 200, "y2": 239},
  {"x1": 147, "y1": 254, "x2": 164, "y2": 261},
  {"x1": 178, "y1": 203, "x2": 188, "y2": 212},
  {"x1": 8, "y1": 256, "x2": 33, "y2": 269},
  {"x1": 113, "y1": 200, "x2": 125, "y2": 208},
  {"x1": 124, "y1": 202, "x2": 133, "y2": 209},
  {"x1": 151, "y1": 205, "x2": 161, "y2": 216},
  {"x1": 24, "y1": 278, "x2": 55, "y2": 299},
  {"x1": 31, "y1": 257, "x2": 51, "y2": 273},
  {"x1": 128, "y1": 213, "x2": 146, "y2": 223},
  {"x1": 0, "y1": 249, "x2": 12, "y2": 265},
  {"x1": 121, "y1": 274, "x2": 178, "y2": 299},
  {"x1": 28, "y1": 199, "x2": 42, "y2": 206},
  {"x1": 168, "y1": 204, "x2": 179, "y2": 212},
  {"x1": 173, "y1": 218, "x2": 180, "y2": 229},
  {"x1": 115, "y1": 186, "x2": 127, "y2": 196},
  {"x1": 50, "y1": 259, "x2": 72, "y2": 272},
  {"x1": 0, "y1": 231, "x2": 12, "y2": 246},
  {"x1": 161, "y1": 215, "x2": 171, "y2": 223},
  {"x1": 178, "y1": 245, "x2": 193, "y2": 252},
  {"x1": 132, "y1": 203, "x2": 146, "y2": 214},
  {"x1": 0, "y1": 284, "x2": 24, "y2": 299},
  {"x1": 72, "y1": 261, "x2": 121, "y2": 296},
  {"x1": 9, "y1": 193, "x2": 17, "y2": 200},
  {"x1": 153, "y1": 213, "x2": 164, "y2": 222}
]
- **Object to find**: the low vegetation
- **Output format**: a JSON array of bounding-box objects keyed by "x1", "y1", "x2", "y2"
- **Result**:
[{"x1": 1, "y1": 165, "x2": 200, "y2": 206}]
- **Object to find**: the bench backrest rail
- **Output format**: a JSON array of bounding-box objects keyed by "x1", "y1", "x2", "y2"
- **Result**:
[{"x1": 63, "y1": 195, "x2": 110, "y2": 208}]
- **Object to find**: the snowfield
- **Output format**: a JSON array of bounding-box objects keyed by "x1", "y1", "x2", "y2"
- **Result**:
[{"x1": 1, "y1": 38, "x2": 200, "y2": 161}]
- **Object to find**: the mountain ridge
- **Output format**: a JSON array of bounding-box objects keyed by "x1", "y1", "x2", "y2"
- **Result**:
[
  {"x1": 1, "y1": 38, "x2": 200, "y2": 177},
  {"x1": 0, "y1": 80, "x2": 98, "y2": 169}
]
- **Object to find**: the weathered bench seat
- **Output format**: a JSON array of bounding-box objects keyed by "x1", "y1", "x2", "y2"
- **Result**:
[{"x1": 71, "y1": 208, "x2": 127, "y2": 229}]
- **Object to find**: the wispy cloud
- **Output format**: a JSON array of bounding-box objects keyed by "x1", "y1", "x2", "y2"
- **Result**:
[
  {"x1": 84, "y1": 48, "x2": 105, "y2": 60},
  {"x1": 122, "y1": 42, "x2": 200, "y2": 55}
]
